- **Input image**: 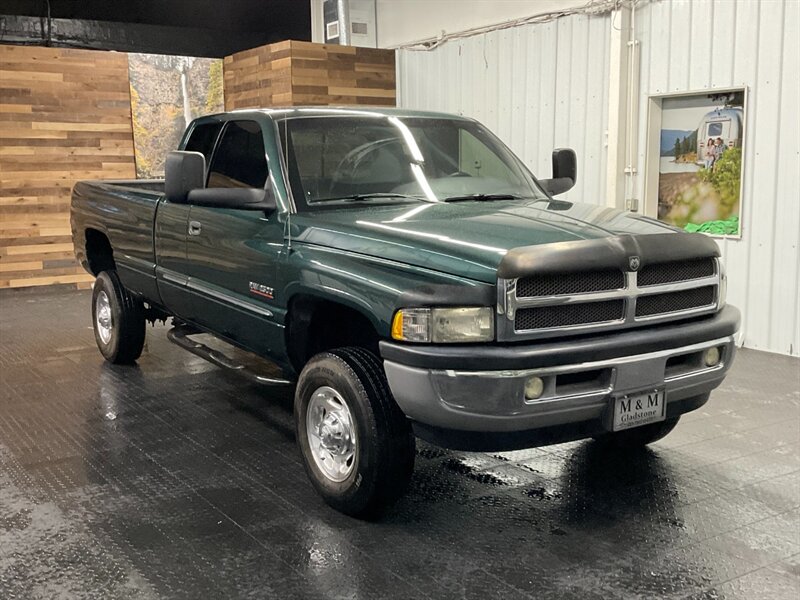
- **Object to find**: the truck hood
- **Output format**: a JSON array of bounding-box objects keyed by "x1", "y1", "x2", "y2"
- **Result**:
[{"x1": 291, "y1": 199, "x2": 682, "y2": 283}]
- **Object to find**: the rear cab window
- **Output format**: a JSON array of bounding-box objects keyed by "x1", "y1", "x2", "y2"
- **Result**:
[
  {"x1": 184, "y1": 122, "x2": 222, "y2": 166},
  {"x1": 207, "y1": 120, "x2": 268, "y2": 188}
]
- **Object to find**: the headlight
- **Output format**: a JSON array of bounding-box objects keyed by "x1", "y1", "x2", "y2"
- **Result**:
[
  {"x1": 718, "y1": 260, "x2": 727, "y2": 308},
  {"x1": 391, "y1": 307, "x2": 494, "y2": 343}
]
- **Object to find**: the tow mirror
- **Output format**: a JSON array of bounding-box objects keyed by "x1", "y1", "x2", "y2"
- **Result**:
[
  {"x1": 165, "y1": 151, "x2": 206, "y2": 203},
  {"x1": 186, "y1": 185, "x2": 278, "y2": 212},
  {"x1": 540, "y1": 148, "x2": 577, "y2": 196}
]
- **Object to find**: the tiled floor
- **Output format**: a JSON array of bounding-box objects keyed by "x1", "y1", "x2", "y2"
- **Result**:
[{"x1": 1, "y1": 288, "x2": 798, "y2": 599}]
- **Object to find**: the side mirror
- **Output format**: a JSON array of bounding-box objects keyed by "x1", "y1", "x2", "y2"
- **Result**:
[
  {"x1": 540, "y1": 148, "x2": 577, "y2": 196},
  {"x1": 165, "y1": 151, "x2": 206, "y2": 203},
  {"x1": 186, "y1": 186, "x2": 278, "y2": 211}
]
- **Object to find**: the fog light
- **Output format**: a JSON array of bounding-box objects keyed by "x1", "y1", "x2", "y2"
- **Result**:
[
  {"x1": 704, "y1": 346, "x2": 721, "y2": 367},
  {"x1": 524, "y1": 376, "x2": 545, "y2": 400}
]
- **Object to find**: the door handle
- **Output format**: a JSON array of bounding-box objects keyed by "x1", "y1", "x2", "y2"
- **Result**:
[{"x1": 188, "y1": 221, "x2": 202, "y2": 236}]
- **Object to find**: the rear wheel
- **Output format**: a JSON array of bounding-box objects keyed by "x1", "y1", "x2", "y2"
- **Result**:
[
  {"x1": 91, "y1": 270, "x2": 146, "y2": 364},
  {"x1": 593, "y1": 417, "x2": 680, "y2": 449},
  {"x1": 294, "y1": 347, "x2": 415, "y2": 518}
]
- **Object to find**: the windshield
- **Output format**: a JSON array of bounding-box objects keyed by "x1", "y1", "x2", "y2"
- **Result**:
[{"x1": 278, "y1": 115, "x2": 548, "y2": 209}]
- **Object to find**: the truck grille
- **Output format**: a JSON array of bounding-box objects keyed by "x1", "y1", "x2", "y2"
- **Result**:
[
  {"x1": 638, "y1": 258, "x2": 715, "y2": 286},
  {"x1": 515, "y1": 300, "x2": 625, "y2": 331},
  {"x1": 635, "y1": 286, "x2": 716, "y2": 317},
  {"x1": 517, "y1": 270, "x2": 625, "y2": 297},
  {"x1": 498, "y1": 257, "x2": 720, "y2": 340}
]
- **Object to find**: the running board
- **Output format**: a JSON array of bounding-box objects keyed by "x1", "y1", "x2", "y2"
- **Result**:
[{"x1": 167, "y1": 324, "x2": 293, "y2": 386}]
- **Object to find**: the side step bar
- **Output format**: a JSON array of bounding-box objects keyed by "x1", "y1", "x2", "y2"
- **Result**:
[{"x1": 167, "y1": 324, "x2": 293, "y2": 386}]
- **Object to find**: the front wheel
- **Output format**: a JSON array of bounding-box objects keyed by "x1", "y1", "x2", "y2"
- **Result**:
[
  {"x1": 294, "y1": 347, "x2": 415, "y2": 518},
  {"x1": 91, "y1": 270, "x2": 146, "y2": 364},
  {"x1": 593, "y1": 417, "x2": 680, "y2": 449}
]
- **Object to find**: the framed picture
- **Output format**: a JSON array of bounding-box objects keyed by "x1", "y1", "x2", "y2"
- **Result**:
[
  {"x1": 128, "y1": 53, "x2": 224, "y2": 179},
  {"x1": 643, "y1": 88, "x2": 747, "y2": 238}
]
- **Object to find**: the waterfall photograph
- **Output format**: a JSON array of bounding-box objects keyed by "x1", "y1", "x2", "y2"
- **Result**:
[{"x1": 128, "y1": 53, "x2": 224, "y2": 178}]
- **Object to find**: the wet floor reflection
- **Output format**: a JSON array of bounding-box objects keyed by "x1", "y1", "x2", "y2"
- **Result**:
[{"x1": 2, "y1": 291, "x2": 798, "y2": 599}]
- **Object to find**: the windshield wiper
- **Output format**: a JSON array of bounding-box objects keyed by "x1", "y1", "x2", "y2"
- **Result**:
[
  {"x1": 314, "y1": 193, "x2": 431, "y2": 203},
  {"x1": 442, "y1": 193, "x2": 524, "y2": 202}
]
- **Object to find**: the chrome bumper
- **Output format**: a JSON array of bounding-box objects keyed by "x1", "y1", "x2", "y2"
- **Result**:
[{"x1": 384, "y1": 336, "x2": 736, "y2": 433}]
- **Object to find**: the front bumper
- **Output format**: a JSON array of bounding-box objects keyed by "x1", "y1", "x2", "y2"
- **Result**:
[{"x1": 381, "y1": 306, "x2": 740, "y2": 445}]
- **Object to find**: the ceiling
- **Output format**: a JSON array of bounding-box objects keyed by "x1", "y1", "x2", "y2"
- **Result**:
[{"x1": 0, "y1": 0, "x2": 311, "y2": 57}]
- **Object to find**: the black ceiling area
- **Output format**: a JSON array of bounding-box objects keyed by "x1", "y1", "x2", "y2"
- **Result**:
[{"x1": 0, "y1": 0, "x2": 311, "y2": 57}]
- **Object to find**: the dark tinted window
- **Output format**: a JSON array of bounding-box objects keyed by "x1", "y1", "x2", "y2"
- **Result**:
[
  {"x1": 208, "y1": 120, "x2": 268, "y2": 188},
  {"x1": 184, "y1": 122, "x2": 222, "y2": 166}
]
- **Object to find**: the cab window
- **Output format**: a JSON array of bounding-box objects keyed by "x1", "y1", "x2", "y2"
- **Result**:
[
  {"x1": 457, "y1": 129, "x2": 518, "y2": 181},
  {"x1": 207, "y1": 120, "x2": 268, "y2": 188}
]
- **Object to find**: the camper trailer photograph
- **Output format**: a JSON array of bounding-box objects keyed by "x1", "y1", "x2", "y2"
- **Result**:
[{"x1": 657, "y1": 90, "x2": 745, "y2": 235}]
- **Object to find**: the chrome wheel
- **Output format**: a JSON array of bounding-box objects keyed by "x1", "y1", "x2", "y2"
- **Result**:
[
  {"x1": 95, "y1": 290, "x2": 113, "y2": 344},
  {"x1": 306, "y1": 386, "x2": 357, "y2": 483}
]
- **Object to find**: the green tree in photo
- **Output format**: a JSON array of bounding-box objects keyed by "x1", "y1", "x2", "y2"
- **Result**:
[
  {"x1": 687, "y1": 129, "x2": 697, "y2": 152},
  {"x1": 673, "y1": 137, "x2": 681, "y2": 158},
  {"x1": 699, "y1": 147, "x2": 741, "y2": 211},
  {"x1": 687, "y1": 146, "x2": 742, "y2": 235},
  {"x1": 205, "y1": 60, "x2": 224, "y2": 114}
]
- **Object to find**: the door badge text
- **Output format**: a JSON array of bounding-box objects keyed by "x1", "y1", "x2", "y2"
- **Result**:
[{"x1": 249, "y1": 281, "x2": 274, "y2": 300}]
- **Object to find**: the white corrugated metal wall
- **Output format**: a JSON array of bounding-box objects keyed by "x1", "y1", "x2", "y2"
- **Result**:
[
  {"x1": 396, "y1": 0, "x2": 799, "y2": 356},
  {"x1": 397, "y1": 13, "x2": 612, "y2": 204},
  {"x1": 633, "y1": 0, "x2": 800, "y2": 356}
]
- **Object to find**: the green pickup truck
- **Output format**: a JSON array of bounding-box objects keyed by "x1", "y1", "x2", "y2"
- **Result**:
[{"x1": 71, "y1": 107, "x2": 740, "y2": 516}]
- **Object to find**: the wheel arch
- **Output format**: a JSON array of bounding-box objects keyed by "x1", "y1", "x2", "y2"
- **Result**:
[
  {"x1": 284, "y1": 290, "x2": 385, "y2": 374},
  {"x1": 84, "y1": 228, "x2": 116, "y2": 275}
]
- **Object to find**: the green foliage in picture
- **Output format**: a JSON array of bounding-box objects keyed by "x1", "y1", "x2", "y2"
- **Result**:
[
  {"x1": 684, "y1": 215, "x2": 740, "y2": 235},
  {"x1": 206, "y1": 60, "x2": 224, "y2": 114},
  {"x1": 698, "y1": 147, "x2": 742, "y2": 213},
  {"x1": 684, "y1": 149, "x2": 742, "y2": 235},
  {"x1": 129, "y1": 86, "x2": 152, "y2": 176}
]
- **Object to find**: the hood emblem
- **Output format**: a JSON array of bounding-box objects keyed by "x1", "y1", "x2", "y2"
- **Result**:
[{"x1": 628, "y1": 256, "x2": 641, "y2": 271}]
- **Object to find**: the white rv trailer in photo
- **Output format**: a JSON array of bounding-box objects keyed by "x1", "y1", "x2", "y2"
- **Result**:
[{"x1": 696, "y1": 107, "x2": 744, "y2": 164}]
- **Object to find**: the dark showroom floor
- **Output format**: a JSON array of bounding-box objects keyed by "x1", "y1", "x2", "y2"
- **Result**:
[{"x1": 0, "y1": 289, "x2": 798, "y2": 599}]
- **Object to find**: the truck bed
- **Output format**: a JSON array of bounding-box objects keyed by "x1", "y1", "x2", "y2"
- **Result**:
[{"x1": 71, "y1": 179, "x2": 165, "y2": 300}]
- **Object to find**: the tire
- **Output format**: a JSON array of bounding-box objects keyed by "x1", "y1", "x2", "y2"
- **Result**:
[
  {"x1": 91, "y1": 270, "x2": 146, "y2": 364},
  {"x1": 593, "y1": 417, "x2": 680, "y2": 449},
  {"x1": 294, "y1": 347, "x2": 415, "y2": 518}
]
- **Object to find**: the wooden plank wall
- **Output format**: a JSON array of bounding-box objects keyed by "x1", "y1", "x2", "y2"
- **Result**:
[
  {"x1": 224, "y1": 40, "x2": 395, "y2": 110},
  {"x1": 223, "y1": 41, "x2": 294, "y2": 109},
  {"x1": 0, "y1": 45, "x2": 136, "y2": 289},
  {"x1": 0, "y1": 40, "x2": 393, "y2": 289}
]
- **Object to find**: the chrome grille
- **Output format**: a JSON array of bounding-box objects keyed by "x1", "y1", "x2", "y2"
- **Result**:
[
  {"x1": 636, "y1": 286, "x2": 716, "y2": 317},
  {"x1": 498, "y1": 257, "x2": 722, "y2": 341},
  {"x1": 517, "y1": 270, "x2": 625, "y2": 298},
  {"x1": 515, "y1": 300, "x2": 625, "y2": 331},
  {"x1": 638, "y1": 258, "x2": 716, "y2": 287}
]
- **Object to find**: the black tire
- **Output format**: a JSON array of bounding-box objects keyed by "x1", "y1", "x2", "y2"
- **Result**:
[
  {"x1": 91, "y1": 270, "x2": 146, "y2": 364},
  {"x1": 593, "y1": 417, "x2": 680, "y2": 449},
  {"x1": 294, "y1": 347, "x2": 415, "y2": 518}
]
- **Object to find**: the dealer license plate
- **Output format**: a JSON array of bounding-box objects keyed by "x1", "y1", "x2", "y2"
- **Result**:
[{"x1": 612, "y1": 388, "x2": 666, "y2": 431}]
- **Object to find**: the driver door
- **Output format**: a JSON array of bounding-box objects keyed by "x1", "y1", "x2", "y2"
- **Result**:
[{"x1": 185, "y1": 119, "x2": 285, "y2": 359}]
